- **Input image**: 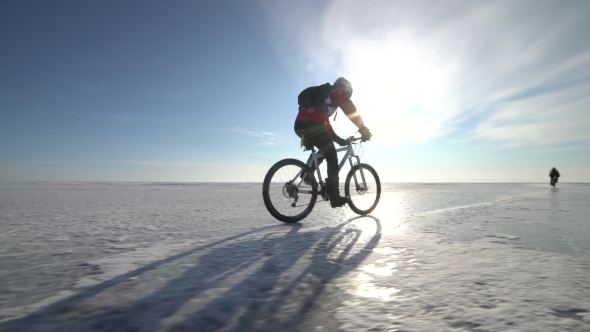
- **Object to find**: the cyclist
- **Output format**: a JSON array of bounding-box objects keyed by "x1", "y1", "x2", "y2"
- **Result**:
[
  {"x1": 294, "y1": 77, "x2": 372, "y2": 208},
  {"x1": 549, "y1": 167, "x2": 560, "y2": 186}
]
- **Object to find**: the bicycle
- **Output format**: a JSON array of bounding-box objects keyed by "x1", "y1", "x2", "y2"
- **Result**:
[{"x1": 262, "y1": 136, "x2": 381, "y2": 223}]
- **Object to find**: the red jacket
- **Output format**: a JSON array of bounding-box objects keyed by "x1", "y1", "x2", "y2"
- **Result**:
[{"x1": 295, "y1": 87, "x2": 364, "y2": 136}]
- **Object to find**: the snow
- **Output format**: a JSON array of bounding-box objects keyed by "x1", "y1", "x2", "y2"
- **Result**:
[{"x1": 1, "y1": 182, "x2": 589, "y2": 331}]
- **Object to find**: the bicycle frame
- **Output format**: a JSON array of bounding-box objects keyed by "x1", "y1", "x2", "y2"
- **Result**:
[
  {"x1": 292, "y1": 141, "x2": 368, "y2": 196},
  {"x1": 310, "y1": 144, "x2": 358, "y2": 181}
]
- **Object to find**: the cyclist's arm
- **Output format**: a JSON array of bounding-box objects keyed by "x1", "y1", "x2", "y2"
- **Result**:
[{"x1": 330, "y1": 89, "x2": 366, "y2": 129}]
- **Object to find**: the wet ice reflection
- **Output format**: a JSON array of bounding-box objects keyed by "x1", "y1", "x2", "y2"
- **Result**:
[
  {"x1": 353, "y1": 275, "x2": 401, "y2": 301},
  {"x1": 348, "y1": 247, "x2": 407, "y2": 302},
  {"x1": 369, "y1": 191, "x2": 407, "y2": 235},
  {"x1": 360, "y1": 263, "x2": 397, "y2": 276}
]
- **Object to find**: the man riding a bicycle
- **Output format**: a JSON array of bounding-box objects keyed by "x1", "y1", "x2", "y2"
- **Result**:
[{"x1": 294, "y1": 77, "x2": 372, "y2": 208}]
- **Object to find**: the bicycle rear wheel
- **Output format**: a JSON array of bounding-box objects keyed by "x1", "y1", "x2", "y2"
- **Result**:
[
  {"x1": 344, "y1": 163, "x2": 381, "y2": 215},
  {"x1": 262, "y1": 158, "x2": 318, "y2": 223}
]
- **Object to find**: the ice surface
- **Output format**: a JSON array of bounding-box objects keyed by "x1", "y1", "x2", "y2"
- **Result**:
[{"x1": 1, "y1": 182, "x2": 589, "y2": 331}]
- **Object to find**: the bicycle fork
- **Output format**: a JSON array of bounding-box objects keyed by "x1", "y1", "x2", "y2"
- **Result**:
[{"x1": 349, "y1": 155, "x2": 368, "y2": 193}]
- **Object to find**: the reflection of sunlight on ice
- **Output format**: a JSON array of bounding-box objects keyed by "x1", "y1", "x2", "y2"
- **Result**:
[
  {"x1": 361, "y1": 263, "x2": 397, "y2": 276},
  {"x1": 372, "y1": 247, "x2": 401, "y2": 255},
  {"x1": 348, "y1": 247, "x2": 403, "y2": 302},
  {"x1": 371, "y1": 191, "x2": 407, "y2": 235},
  {"x1": 352, "y1": 272, "x2": 401, "y2": 301},
  {"x1": 342, "y1": 218, "x2": 377, "y2": 243},
  {"x1": 339, "y1": 191, "x2": 407, "y2": 239}
]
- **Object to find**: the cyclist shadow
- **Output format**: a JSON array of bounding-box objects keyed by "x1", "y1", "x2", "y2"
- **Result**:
[{"x1": 1, "y1": 217, "x2": 382, "y2": 332}]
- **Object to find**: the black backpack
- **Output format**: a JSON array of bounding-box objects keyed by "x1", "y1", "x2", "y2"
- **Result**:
[{"x1": 297, "y1": 83, "x2": 332, "y2": 110}]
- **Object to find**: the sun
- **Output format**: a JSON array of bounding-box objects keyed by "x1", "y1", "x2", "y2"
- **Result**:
[{"x1": 342, "y1": 35, "x2": 455, "y2": 145}]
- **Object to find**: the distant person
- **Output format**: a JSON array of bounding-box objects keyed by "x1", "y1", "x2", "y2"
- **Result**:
[
  {"x1": 549, "y1": 167, "x2": 560, "y2": 187},
  {"x1": 294, "y1": 77, "x2": 372, "y2": 208}
]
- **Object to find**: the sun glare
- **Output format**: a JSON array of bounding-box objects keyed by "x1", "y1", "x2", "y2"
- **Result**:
[{"x1": 344, "y1": 34, "x2": 456, "y2": 145}]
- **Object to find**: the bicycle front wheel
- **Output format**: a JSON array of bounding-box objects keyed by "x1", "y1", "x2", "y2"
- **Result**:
[
  {"x1": 262, "y1": 158, "x2": 318, "y2": 223},
  {"x1": 345, "y1": 163, "x2": 381, "y2": 215}
]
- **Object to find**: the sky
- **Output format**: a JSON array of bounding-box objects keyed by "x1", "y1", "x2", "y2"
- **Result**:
[{"x1": 1, "y1": 0, "x2": 589, "y2": 182}]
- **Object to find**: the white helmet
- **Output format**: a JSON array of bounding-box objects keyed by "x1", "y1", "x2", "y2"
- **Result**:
[{"x1": 334, "y1": 77, "x2": 353, "y2": 97}]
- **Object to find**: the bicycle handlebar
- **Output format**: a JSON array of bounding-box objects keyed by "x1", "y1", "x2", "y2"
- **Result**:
[{"x1": 348, "y1": 135, "x2": 370, "y2": 142}]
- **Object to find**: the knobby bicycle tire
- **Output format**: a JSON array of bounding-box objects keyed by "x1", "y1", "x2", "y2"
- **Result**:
[
  {"x1": 262, "y1": 158, "x2": 318, "y2": 223},
  {"x1": 344, "y1": 163, "x2": 381, "y2": 215}
]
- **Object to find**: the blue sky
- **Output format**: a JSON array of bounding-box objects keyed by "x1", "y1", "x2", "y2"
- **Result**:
[{"x1": 1, "y1": 0, "x2": 589, "y2": 182}]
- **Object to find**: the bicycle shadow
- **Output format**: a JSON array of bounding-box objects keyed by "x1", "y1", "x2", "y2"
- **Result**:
[{"x1": 1, "y1": 216, "x2": 382, "y2": 332}]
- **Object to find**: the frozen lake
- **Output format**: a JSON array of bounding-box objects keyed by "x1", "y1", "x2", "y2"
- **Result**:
[{"x1": 1, "y1": 182, "x2": 589, "y2": 331}]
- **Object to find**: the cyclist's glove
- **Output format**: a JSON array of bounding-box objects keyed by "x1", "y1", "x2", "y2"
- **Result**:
[
  {"x1": 359, "y1": 126, "x2": 372, "y2": 141},
  {"x1": 333, "y1": 136, "x2": 350, "y2": 147}
]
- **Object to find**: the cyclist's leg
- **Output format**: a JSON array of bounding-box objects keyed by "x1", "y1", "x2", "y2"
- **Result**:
[
  {"x1": 294, "y1": 120, "x2": 326, "y2": 176},
  {"x1": 294, "y1": 120, "x2": 345, "y2": 208},
  {"x1": 314, "y1": 134, "x2": 347, "y2": 208}
]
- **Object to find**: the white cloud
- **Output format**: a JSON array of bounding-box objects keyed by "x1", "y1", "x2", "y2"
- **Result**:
[
  {"x1": 232, "y1": 127, "x2": 281, "y2": 146},
  {"x1": 261, "y1": 0, "x2": 590, "y2": 148},
  {"x1": 474, "y1": 81, "x2": 590, "y2": 147}
]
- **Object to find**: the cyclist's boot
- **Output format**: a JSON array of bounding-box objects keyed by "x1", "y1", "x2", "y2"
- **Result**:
[{"x1": 327, "y1": 176, "x2": 348, "y2": 208}]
